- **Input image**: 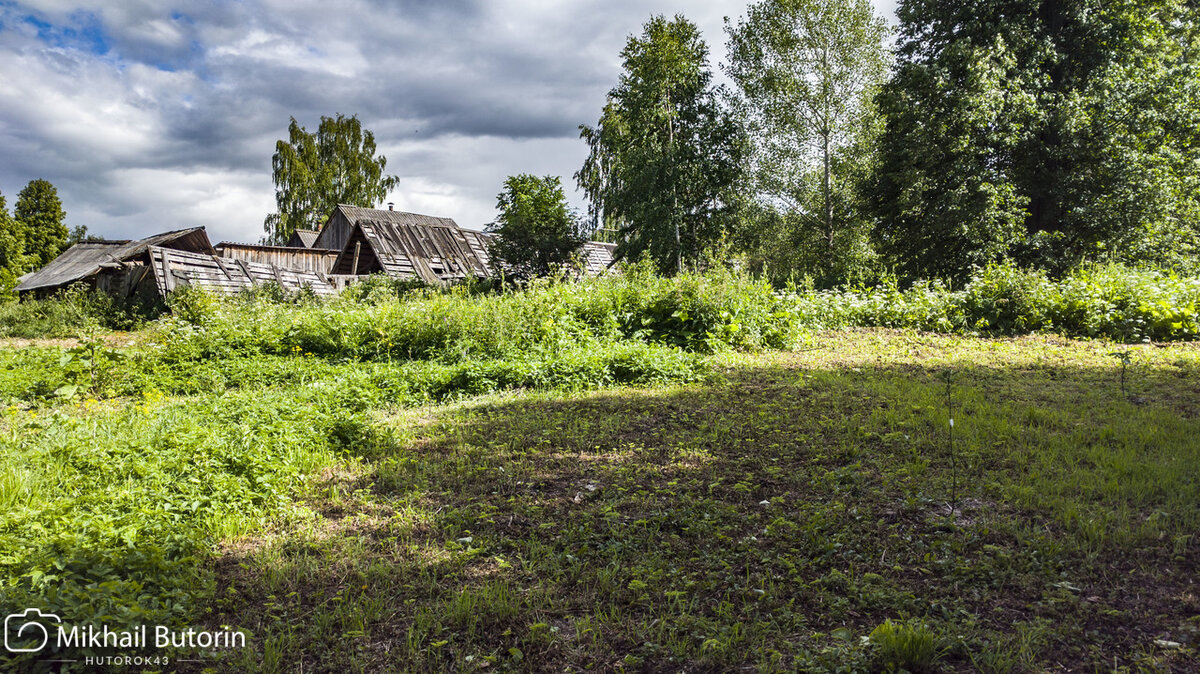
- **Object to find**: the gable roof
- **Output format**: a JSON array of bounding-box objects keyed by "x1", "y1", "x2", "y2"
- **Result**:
[
  {"x1": 16, "y1": 227, "x2": 213, "y2": 293},
  {"x1": 287, "y1": 229, "x2": 320, "y2": 248},
  {"x1": 312, "y1": 204, "x2": 461, "y2": 252},
  {"x1": 330, "y1": 219, "x2": 491, "y2": 283},
  {"x1": 334, "y1": 205, "x2": 458, "y2": 229}
]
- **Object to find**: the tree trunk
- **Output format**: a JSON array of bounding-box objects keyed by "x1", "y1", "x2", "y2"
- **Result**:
[
  {"x1": 823, "y1": 129, "x2": 833, "y2": 251},
  {"x1": 668, "y1": 112, "x2": 682, "y2": 274},
  {"x1": 821, "y1": 49, "x2": 834, "y2": 255}
]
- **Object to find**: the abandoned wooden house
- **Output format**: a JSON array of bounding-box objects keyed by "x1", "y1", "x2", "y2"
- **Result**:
[
  {"x1": 315, "y1": 205, "x2": 493, "y2": 284},
  {"x1": 15, "y1": 227, "x2": 215, "y2": 299},
  {"x1": 314, "y1": 204, "x2": 617, "y2": 284},
  {"x1": 19, "y1": 203, "x2": 619, "y2": 300},
  {"x1": 15, "y1": 227, "x2": 336, "y2": 299}
]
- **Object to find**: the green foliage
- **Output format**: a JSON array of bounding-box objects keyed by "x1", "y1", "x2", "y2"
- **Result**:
[
  {"x1": 875, "y1": 0, "x2": 1200, "y2": 280},
  {"x1": 725, "y1": 0, "x2": 891, "y2": 287},
  {"x1": 340, "y1": 274, "x2": 432, "y2": 303},
  {"x1": 0, "y1": 387, "x2": 360, "y2": 660},
  {"x1": 0, "y1": 188, "x2": 24, "y2": 301},
  {"x1": 1, "y1": 273, "x2": 1199, "y2": 669},
  {"x1": 13, "y1": 179, "x2": 68, "y2": 271},
  {"x1": 578, "y1": 15, "x2": 743, "y2": 274},
  {"x1": 0, "y1": 179, "x2": 71, "y2": 298},
  {"x1": 488, "y1": 175, "x2": 589, "y2": 280},
  {"x1": 150, "y1": 266, "x2": 803, "y2": 364},
  {"x1": 0, "y1": 283, "x2": 161, "y2": 338},
  {"x1": 263, "y1": 114, "x2": 399, "y2": 245},
  {"x1": 201, "y1": 333, "x2": 1200, "y2": 671},
  {"x1": 868, "y1": 619, "x2": 943, "y2": 672},
  {"x1": 66, "y1": 224, "x2": 102, "y2": 246},
  {"x1": 52, "y1": 330, "x2": 127, "y2": 400},
  {"x1": 790, "y1": 263, "x2": 1200, "y2": 342}
]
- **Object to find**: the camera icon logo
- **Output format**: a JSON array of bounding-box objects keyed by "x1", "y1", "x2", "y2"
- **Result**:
[{"x1": 4, "y1": 609, "x2": 60, "y2": 653}]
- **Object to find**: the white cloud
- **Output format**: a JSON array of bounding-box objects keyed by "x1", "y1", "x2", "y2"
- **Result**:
[{"x1": 0, "y1": 0, "x2": 899, "y2": 242}]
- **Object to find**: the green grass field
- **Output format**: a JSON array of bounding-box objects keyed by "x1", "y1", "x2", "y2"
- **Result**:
[
  {"x1": 1, "y1": 268, "x2": 1199, "y2": 672},
  {"x1": 198, "y1": 331, "x2": 1199, "y2": 673},
  {"x1": 3, "y1": 322, "x2": 1196, "y2": 672}
]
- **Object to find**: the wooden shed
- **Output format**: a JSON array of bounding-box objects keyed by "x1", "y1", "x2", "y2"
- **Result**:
[
  {"x1": 15, "y1": 227, "x2": 215, "y2": 298},
  {"x1": 312, "y1": 205, "x2": 466, "y2": 254},
  {"x1": 311, "y1": 204, "x2": 617, "y2": 284}
]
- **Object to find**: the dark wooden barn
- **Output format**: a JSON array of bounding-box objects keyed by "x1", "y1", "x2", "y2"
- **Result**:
[
  {"x1": 15, "y1": 227, "x2": 215, "y2": 299},
  {"x1": 287, "y1": 229, "x2": 320, "y2": 248}
]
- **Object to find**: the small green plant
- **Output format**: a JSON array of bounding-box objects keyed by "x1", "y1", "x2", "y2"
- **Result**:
[
  {"x1": 868, "y1": 619, "x2": 943, "y2": 673},
  {"x1": 940, "y1": 369, "x2": 958, "y2": 514},
  {"x1": 1109, "y1": 349, "x2": 1134, "y2": 397},
  {"x1": 54, "y1": 326, "x2": 126, "y2": 399}
]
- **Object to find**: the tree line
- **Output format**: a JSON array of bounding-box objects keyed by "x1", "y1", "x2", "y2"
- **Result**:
[
  {"x1": 573, "y1": 0, "x2": 1200, "y2": 285},
  {"x1": 261, "y1": 0, "x2": 1199, "y2": 285}
]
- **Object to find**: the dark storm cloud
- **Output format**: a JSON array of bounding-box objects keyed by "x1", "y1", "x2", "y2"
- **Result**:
[{"x1": 0, "y1": 0, "x2": 896, "y2": 242}]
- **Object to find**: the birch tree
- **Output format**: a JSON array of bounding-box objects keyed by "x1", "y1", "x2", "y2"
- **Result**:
[{"x1": 726, "y1": 0, "x2": 890, "y2": 285}]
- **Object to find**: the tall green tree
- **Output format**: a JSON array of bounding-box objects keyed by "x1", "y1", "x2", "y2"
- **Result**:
[
  {"x1": 725, "y1": 0, "x2": 891, "y2": 286},
  {"x1": 14, "y1": 179, "x2": 68, "y2": 269},
  {"x1": 577, "y1": 15, "x2": 743, "y2": 275},
  {"x1": 875, "y1": 0, "x2": 1200, "y2": 280},
  {"x1": 0, "y1": 188, "x2": 26, "y2": 299},
  {"x1": 487, "y1": 175, "x2": 589, "y2": 281},
  {"x1": 263, "y1": 114, "x2": 399, "y2": 245}
]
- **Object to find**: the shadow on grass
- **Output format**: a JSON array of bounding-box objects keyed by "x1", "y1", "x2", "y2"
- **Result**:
[{"x1": 199, "y1": 351, "x2": 1200, "y2": 673}]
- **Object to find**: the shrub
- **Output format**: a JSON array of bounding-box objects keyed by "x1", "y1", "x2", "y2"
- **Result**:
[
  {"x1": 868, "y1": 619, "x2": 943, "y2": 672},
  {"x1": 0, "y1": 284, "x2": 162, "y2": 337}
]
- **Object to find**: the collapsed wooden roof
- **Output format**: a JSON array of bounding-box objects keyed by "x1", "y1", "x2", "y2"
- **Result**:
[
  {"x1": 329, "y1": 218, "x2": 492, "y2": 284},
  {"x1": 313, "y1": 205, "x2": 461, "y2": 254},
  {"x1": 316, "y1": 205, "x2": 617, "y2": 284},
  {"x1": 580, "y1": 241, "x2": 618, "y2": 275},
  {"x1": 15, "y1": 227, "x2": 214, "y2": 293},
  {"x1": 147, "y1": 247, "x2": 336, "y2": 297}
]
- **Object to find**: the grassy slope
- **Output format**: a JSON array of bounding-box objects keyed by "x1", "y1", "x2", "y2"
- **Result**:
[{"x1": 198, "y1": 330, "x2": 1199, "y2": 672}]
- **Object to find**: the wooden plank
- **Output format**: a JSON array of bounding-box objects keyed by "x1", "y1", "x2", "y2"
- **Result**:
[
  {"x1": 162, "y1": 253, "x2": 176, "y2": 293},
  {"x1": 234, "y1": 259, "x2": 256, "y2": 285}
]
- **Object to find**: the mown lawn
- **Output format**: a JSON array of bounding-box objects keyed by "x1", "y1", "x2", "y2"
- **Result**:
[{"x1": 193, "y1": 330, "x2": 1200, "y2": 672}]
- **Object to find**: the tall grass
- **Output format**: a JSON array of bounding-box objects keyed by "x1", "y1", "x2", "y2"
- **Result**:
[
  {"x1": 0, "y1": 283, "x2": 162, "y2": 338},
  {"x1": 790, "y1": 263, "x2": 1200, "y2": 342},
  {"x1": 151, "y1": 264, "x2": 804, "y2": 363},
  {"x1": 4, "y1": 263, "x2": 1197, "y2": 347}
]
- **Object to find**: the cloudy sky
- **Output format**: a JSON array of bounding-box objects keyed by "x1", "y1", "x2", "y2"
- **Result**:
[{"x1": 0, "y1": 0, "x2": 897, "y2": 243}]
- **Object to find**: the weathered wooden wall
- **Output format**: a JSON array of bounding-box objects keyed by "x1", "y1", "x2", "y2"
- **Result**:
[{"x1": 216, "y1": 243, "x2": 338, "y2": 274}]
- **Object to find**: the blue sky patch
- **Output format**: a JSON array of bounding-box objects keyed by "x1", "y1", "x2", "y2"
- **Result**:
[{"x1": 21, "y1": 9, "x2": 109, "y2": 55}]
